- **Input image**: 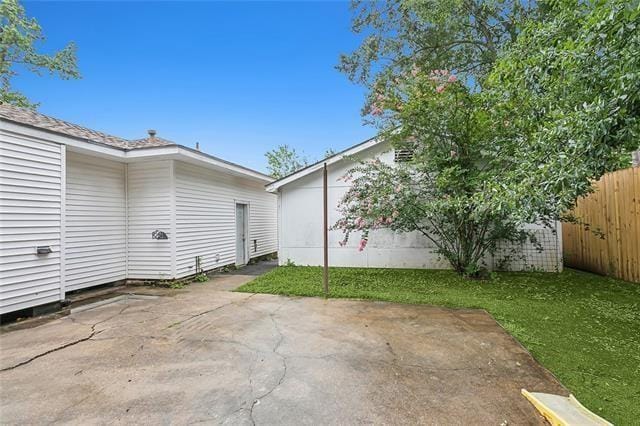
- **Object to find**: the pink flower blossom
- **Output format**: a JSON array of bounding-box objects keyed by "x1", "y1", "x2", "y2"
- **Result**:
[
  {"x1": 447, "y1": 74, "x2": 457, "y2": 83},
  {"x1": 386, "y1": 217, "x2": 393, "y2": 224},
  {"x1": 358, "y1": 239, "x2": 368, "y2": 252},
  {"x1": 436, "y1": 85, "x2": 445, "y2": 94}
]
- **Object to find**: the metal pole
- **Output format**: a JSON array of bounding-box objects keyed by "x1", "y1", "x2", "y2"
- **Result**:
[{"x1": 323, "y1": 162, "x2": 329, "y2": 296}]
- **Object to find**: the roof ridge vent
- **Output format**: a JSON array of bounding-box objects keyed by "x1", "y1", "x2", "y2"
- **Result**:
[{"x1": 147, "y1": 129, "x2": 157, "y2": 139}]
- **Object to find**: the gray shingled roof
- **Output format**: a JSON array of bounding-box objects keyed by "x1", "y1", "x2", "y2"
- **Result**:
[
  {"x1": 0, "y1": 103, "x2": 174, "y2": 150},
  {"x1": 128, "y1": 136, "x2": 177, "y2": 149}
]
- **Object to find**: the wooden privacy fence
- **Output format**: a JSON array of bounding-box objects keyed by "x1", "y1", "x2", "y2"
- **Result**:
[{"x1": 563, "y1": 167, "x2": 640, "y2": 283}]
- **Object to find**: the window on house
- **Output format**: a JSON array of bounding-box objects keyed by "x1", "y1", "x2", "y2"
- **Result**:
[{"x1": 394, "y1": 149, "x2": 414, "y2": 163}]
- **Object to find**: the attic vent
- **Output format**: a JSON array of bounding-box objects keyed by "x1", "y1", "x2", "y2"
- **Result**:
[{"x1": 394, "y1": 149, "x2": 414, "y2": 163}]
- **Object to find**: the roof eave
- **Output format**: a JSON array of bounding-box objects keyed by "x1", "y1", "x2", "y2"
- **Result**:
[
  {"x1": 124, "y1": 145, "x2": 273, "y2": 183},
  {"x1": 2, "y1": 118, "x2": 272, "y2": 183},
  {"x1": 265, "y1": 136, "x2": 382, "y2": 192}
]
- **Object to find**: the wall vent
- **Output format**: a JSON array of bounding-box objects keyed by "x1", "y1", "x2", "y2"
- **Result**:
[{"x1": 394, "y1": 149, "x2": 414, "y2": 163}]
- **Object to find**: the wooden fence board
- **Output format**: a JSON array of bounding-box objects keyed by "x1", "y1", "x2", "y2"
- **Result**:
[{"x1": 562, "y1": 167, "x2": 640, "y2": 283}]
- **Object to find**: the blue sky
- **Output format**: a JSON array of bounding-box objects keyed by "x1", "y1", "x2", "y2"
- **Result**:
[{"x1": 17, "y1": 1, "x2": 373, "y2": 172}]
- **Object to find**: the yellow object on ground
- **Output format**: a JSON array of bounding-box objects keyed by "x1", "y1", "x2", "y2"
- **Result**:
[{"x1": 522, "y1": 390, "x2": 613, "y2": 426}]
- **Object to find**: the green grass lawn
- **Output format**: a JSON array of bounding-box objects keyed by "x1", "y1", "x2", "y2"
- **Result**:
[{"x1": 236, "y1": 266, "x2": 640, "y2": 424}]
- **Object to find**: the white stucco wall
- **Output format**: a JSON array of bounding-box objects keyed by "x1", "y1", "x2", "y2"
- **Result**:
[
  {"x1": 278, "y1": 143, "x2": 448, "y2": 269},
  {"x1": 277, "y1": 141, "x2": 562, "y2": 272}
]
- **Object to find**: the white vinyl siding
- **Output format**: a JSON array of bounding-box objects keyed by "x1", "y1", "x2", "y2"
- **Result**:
[
  {"x1": 0, "y1": 130, "x2": 62, "y2": 314},
  {"x1": 174, "y1": 162, "x2": 277, "y2": 278},
  {"x1": 65, "y1": 152, "x2": 126, "y2": 291},
  {"x1": 127, "y1": 160, "x2": 173, "y2": 279},
  {"x1": 0, "y1": 122, "x2": 278, "y2": 315}
]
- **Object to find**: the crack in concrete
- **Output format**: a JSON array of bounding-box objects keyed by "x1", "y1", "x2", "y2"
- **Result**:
[
  {"x1": 164, "y1": 294, "x2": 256, "y2": 330},
  {"x1": 0, "y1": 305, "x2": 130, "y2": 372},
  {"x1": 0, "y1": 328, "x2": 103, "y2": 372},
  {"x1": 248, "y1": 301, "x2": 288, "y2": 426}
]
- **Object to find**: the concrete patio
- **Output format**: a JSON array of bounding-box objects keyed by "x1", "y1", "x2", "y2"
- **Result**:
[{"x1": 0, "y1": 264, "x2": 565, "y2": 425}]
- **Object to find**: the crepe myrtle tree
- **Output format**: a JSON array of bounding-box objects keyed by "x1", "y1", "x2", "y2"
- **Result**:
[{"x1": 332, "y1": 69, "x2": 534, "y2": 278}]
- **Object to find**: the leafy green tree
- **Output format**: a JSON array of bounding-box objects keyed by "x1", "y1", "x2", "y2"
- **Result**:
[
  {"x1": 485, "y1": 0, "x2": 640, "y2": 222},
  {"x1": 324, "y1": 148, "x2": 337, "y2": 158},
  {"x1": 334, "y1": 1, "x2": 543, "y2": 276},
  {"x1": 333, "y1": 70, "x2": 530, "y2": 277},
  {"x1": 0, "y1": 0, "x2": 79, "y2": 108},
  {"x1": 335, "y1": 0, "x2": 640, "y2": 277},
  {"x1": 265, "y1": 145, "x2": 338, "y2": 179},
  {"x1": 265, "y1": 145, "x2": 309, "y2": 179},
  {"x1": 338, "y1": 0, "x2": 537, "y2": 95}
]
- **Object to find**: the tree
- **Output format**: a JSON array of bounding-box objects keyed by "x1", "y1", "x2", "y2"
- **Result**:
[
  {"x1": 265, "y1": 145, "x2": 309, "y2": 179},
  {"x1": 334, "y1": 0, "x2": 640, "y2": 277},
  {"x1": 338, "y1": 0, "x2": 537, "y2": 96},
  {"x1": 265, "y1": 145, "x2": 338, "y2": 179},
  {"x1": 334, "y1": 0, "x2": 543, "y2": 277},
  {"x1": 0, "y1": 0, "x2": 79, "y2": 108},
  {"x1": 333, "y1": 69, "x2": 528, "y2": 277},
  {"x1": 484, "y1": 0, "x2": 640, "y2": 222},
  {"x1": 324, "y1": 148, "x2": 337, "y2": 158}
]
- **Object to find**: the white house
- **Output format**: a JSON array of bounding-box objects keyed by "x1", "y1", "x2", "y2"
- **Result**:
[
  {"x1": 0, "y1": 105, "x2": 277, "y2": 315},
  {"x1": 266, "y1": 137, "x2": 562, "y2": 272}
]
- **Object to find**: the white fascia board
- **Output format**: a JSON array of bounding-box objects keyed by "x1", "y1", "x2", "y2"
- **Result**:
[
  {"x1": 126, "y1": 146, "x2": 273, "y2": 183},
  {"x1": 265, "y1": 136, "x2": 383, "y2": 192},
  {"x1": 64, "y1": 140, "x2": 127, "y2": 159}
]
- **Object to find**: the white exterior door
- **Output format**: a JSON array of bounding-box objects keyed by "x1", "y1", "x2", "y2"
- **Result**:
[{"x1": 235, "y1": 203, "x2": 248, "y2": 266}]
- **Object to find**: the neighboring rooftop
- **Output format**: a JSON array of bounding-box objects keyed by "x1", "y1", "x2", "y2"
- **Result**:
[{"x1": 0, "y1": 103, "x2": 174, "y2": 150}]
